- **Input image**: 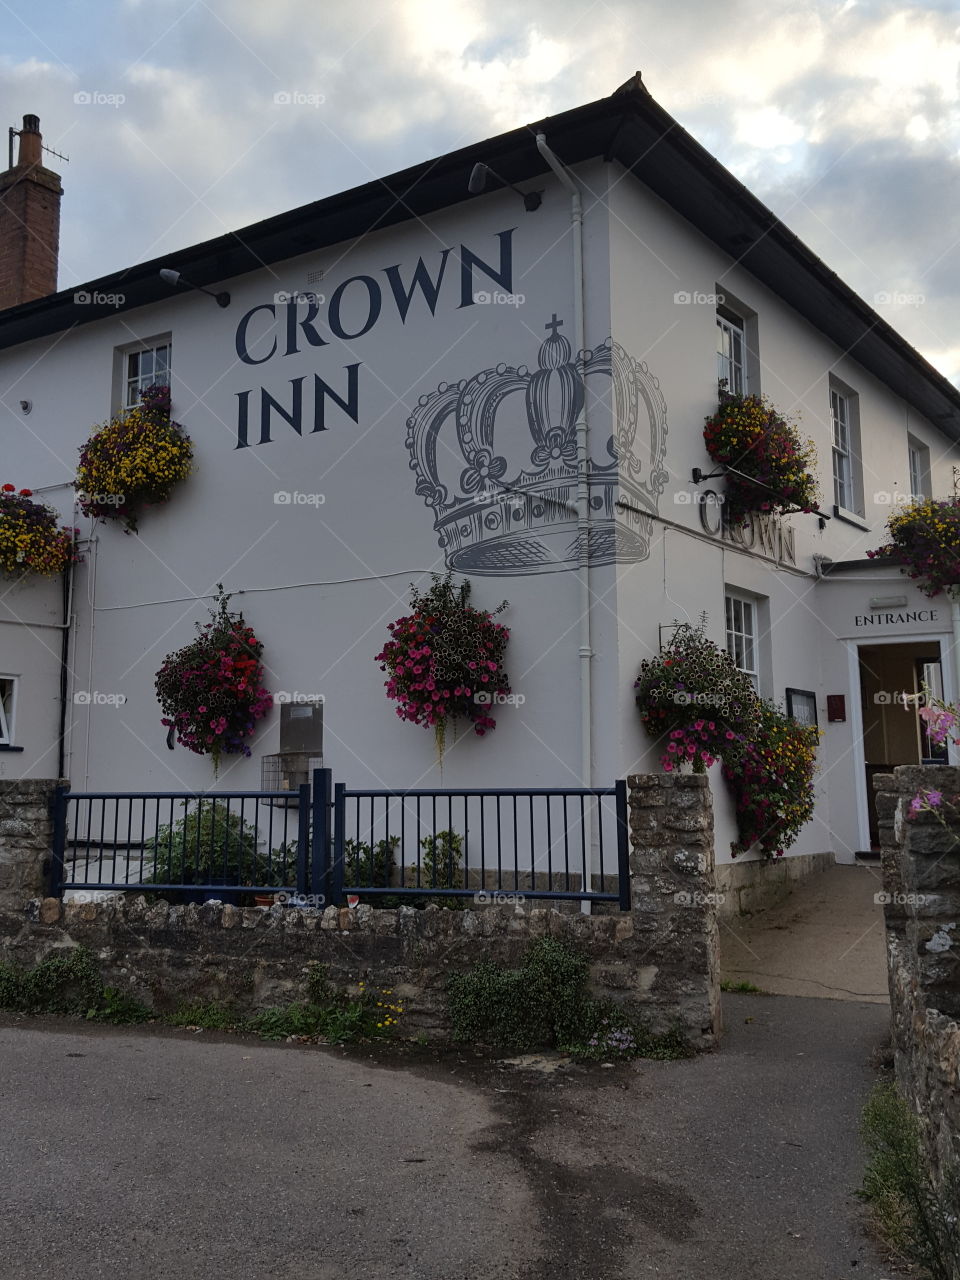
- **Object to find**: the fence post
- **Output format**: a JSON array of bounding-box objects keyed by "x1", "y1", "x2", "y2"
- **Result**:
[
  {"x1": 310, "y1": 768, "x2": 333, "y2": 906},
  {"x1": 295, "y1": 783, "x2": 310, "y2": 895},
  {"x1": 331, "y1": 782, "x2": 346, "y2": 906},
  {"x1": 615, "y1": 778, "x2": 631, "y2": 911},
  {"x1": 49, "y1": 783, "x2": 70, "y2": 899}
]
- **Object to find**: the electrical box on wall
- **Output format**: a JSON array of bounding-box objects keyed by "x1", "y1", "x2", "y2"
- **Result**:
[
  {"x1": 826, "y1": 695, "x2": 846, "y2": 723},
  {"x1": 261, "y1": 700, "x2": 324, "y2": 796}
]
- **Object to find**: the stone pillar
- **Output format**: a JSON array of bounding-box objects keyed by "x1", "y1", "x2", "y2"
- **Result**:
[
  {"x1": 876, "y1": 764, "x2": 960, "y2": 1200},
  {"x1": 627, "y1": 773, "x2": 721, "y2": 1043},
  {"x1": 0, "y1": 779, "x2": 62, "y2": 912}
]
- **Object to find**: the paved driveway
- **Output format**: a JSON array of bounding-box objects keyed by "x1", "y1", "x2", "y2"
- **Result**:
[{"x1": 0, "y1": 994, "x2": 901, "y2": 1279}]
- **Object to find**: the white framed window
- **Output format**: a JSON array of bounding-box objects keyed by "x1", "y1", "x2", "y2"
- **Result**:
[
  {"x1": 725, "y1": 593, "x2": 758, "y2": 690},
  {"x1": 122, "y1": 338, "x2": 171, "y2": 409},
  {"x1": 908, "y1": 436, "x2": 931, "y2": 501},
  {"x1": 829, "y1": 377, "x2": 863, "y2": 518},
  {"x1": 0, "y1": 677, "x2": 17, "y2": 746},
  {"x1": 716, "y1": 308, "x2": 746, "y2": 395}
]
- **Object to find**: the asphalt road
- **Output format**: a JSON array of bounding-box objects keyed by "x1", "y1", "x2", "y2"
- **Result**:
[{"x1": 0, "y1": 995, "x2": 903, "y2": 1279}]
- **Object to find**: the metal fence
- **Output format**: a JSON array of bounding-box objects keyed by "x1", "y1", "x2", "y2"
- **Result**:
[
  {"x1": 52, "y1": 770, "x2": 631, "y2": 910},
  {"x1": 52, "y1": 787, "x2": 309, "y2": 903}
]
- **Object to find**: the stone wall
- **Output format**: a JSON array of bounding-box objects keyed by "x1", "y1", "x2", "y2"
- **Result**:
[
  {"x1": 0, "y1": 779, "x2": 60, "y2": 910},
  {"x1": 715, "y1": 850, "x2": 835, "y2": 921},
  {"x1": 0, "y1": 775, "x2": 721, "y2": 1047},
  {"x1": 876, "y1": 766, "x2": 960, "y2": 1195}
]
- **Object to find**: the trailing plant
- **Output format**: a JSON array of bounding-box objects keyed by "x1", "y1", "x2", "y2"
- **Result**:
[
  {"x1": 76, "y1": 383, "x2": 193, "y2": 532},
  {"x1": 155, "y1": 585, "x2": 273, "y2": 769},
  {"x1": 722, "y1": 699, "x2": 820, "y2": 859},
  {"x1": 375, "y1": 572, "x2": 510, "y2": 758},
  {"x1": 703, "y1": 390, "x2": 819, "y2": 524},
  {"x1": 0, "y1": 485, "x2": 76, "y2": 578},
  {"x1": 859, "y1": 1081, "x2": 960, "y2": 1279},
  {"x1": 868, "y1": 497, "x2": 960, "y2": 598},
  {"x1": 634, "y1": 618, "x2": 760, "y2": 773}
]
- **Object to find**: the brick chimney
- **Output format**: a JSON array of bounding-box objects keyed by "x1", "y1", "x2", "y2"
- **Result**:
[{"x1": 0, "y1": 115, "x2": 63, "y2": 309}]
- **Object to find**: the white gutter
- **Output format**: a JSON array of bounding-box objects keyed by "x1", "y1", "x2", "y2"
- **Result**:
[{"x1": 535, "y1": 133, "x2": 594, "y2": 911}]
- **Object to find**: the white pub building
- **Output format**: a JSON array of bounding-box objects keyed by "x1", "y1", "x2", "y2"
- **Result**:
[{"x1": 2, "y1": 74, "x2": 959, "y2": 909}]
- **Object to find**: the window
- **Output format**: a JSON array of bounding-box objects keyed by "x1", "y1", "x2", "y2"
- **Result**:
[
  {"x1": 123, "y1": 339, "x2": 171, "y2": 409},
  {"x1": 716, "y1": 308, "x2": 745, "y2": 395},
  {"x1": 0, "y1": 677, "x2": 16, "y2": 745},
  {"x1": 829, "y1": 378, "x2": 863, "y2": 518},
  {"x1": 725, "y1": 593, "x2": 758, "y2": 690},
  {"x1": 908, "y1": 437, "x2": 931, "y2": 501}
]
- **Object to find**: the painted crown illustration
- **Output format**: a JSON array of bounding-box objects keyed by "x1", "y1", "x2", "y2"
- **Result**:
[{"x1": 405, "y1": 315, "x2": 669, "y2": 575}]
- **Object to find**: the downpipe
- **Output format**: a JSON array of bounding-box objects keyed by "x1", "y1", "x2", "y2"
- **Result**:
[{"x1": 535, "y1": 132, "x2": 595, "y2": 913}]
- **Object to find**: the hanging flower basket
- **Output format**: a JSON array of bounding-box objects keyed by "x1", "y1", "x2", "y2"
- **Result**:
[
  {"x1": 703, "y1": 392, "x2": 819, "y2": 524},
  {"x1": 634, "y1": 618, "x2": 819, "y2": 857},
  {"x1": 375, "y1": 572, "x2": 510, "y2": 756},
  {"x1": 634, "y1": 620, "x2": 759, "y2": 773},
  {"x1": 76, "y1": 383, "x2": 193, "y2": 532},
  {"x1": 867, "y1": 498, "x2": 960, "y2": 597},
  {"x1": 0, "y1": 485, "x2": 76, "y2": 578},
  {"x1": 722, "y1": 701, "x2": 819, "y2": 859},
  {"x1": 155, "y1": 586, "x2": 273, "y2": 771}
]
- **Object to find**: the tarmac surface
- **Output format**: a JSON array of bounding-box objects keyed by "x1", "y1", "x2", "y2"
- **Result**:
[
  {"x1": 720, "y1": 862, "x2": 890, "y2": 1002},
  {"x1": 0, "y1": 992, "x2": 902, "y2": 1279}
]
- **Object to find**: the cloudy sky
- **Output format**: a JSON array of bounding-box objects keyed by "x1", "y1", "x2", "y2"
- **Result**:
[{"x1": 2, "y1": 0, "x2": 958, "y2": 381}]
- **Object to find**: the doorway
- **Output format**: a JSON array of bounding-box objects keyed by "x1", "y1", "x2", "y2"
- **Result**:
[{"x1": 857, "y1": 641, "x2": 945, "y2": 851}]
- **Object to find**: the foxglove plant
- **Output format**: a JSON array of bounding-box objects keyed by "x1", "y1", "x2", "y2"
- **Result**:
[{"x1": 155, "y1": 586, "x2": 272, "y2": 771}]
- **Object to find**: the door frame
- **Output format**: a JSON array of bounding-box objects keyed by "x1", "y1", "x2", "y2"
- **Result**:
[{"x1": 847, "y1": 632, "x2": 957, "y2": 853}]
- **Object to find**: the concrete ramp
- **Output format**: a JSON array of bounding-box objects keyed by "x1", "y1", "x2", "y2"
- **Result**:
[{"x1": 719, "y1": 863, "x2": 889, "y2": 1003}]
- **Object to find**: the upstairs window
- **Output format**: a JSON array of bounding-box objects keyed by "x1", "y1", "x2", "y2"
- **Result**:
[
  {"x1": 908, "y1": 437, "x2": 931, "y2": 501},
  {"x1": 716, "y1": 307, "x2": 746, "y2": 395},
  {"x1": 124, "y1": 339, "x2": 171, "y2": 409},
  {"x1": 725, "y1": 593, "x2": 758, "y2": 691},
  {"x1": 829, "y1": 377, "x2": 864, "y2": 519}
]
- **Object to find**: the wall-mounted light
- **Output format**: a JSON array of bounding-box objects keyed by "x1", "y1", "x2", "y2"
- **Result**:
[
  {"x1": 467, "y1": 162, "x2": 541, "y2": 211},
  {"x1": 158, "y1": 267, "x2": 230, "y2": 308}
]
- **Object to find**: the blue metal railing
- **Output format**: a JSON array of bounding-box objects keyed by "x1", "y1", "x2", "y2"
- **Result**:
[
  {"x1": 50, "y1": 771, "x2": 631, "y2": 911},
  {"x1": 51, "y1": 786, "x2": 309, "y2": 902},
  {"x1": 327, "y1": 778, "x2": 630, "y2": 909}
]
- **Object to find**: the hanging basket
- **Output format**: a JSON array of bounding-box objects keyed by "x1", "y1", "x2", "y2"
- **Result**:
[
  {"x1": 0, "y1": 485, "x2": 76, "y2": 578},
  {"x1": 76, "y1": 383, "x2": 193, "y2": 532},
  {"x1": 703, "y1": 392, "x2": 819, "y2": 524},
  {"x1": 155, "y1": 586, "x2": 273, "y2": 771}
]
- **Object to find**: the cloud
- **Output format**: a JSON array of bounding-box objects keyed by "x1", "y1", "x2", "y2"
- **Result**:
[{"x1": 0, "y1": 0, "x2": 957, "y2": 386}]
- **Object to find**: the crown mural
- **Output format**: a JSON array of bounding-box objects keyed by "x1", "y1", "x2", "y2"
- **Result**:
[{"x1": 405, "y1": 315, "x2": 669, "y2": 576}]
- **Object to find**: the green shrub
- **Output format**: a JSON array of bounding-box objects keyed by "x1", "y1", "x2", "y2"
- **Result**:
[
  {"x1": 143, "y1": 799, "x2": 280, "y2": 889},
  {"x1": 20, "y1": 947, "x2": 104, "y2": 1015},
  {"x1": 0, "y1": 962, "x2": 24, "y2": 1010},
  {"x1": 860, "y1": 1081, "x2": 960, "y2": 1279},
  {"x1": 448, "y1": 938, "x2": 588, "y2": 1052},
  {"x1": 420, "y1": 830, "x2": 463, "y2": 889},
  {"x1": 341, "y1": 837, "x2": 399, "y2": 890},
  {"x1": 447, "y1": 938, "x2": 692, "y2": 1059}
]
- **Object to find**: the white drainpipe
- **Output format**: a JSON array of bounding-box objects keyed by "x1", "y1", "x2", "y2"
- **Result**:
[{"x1": 535, "y1": 133, "x2": 594, "y2": 911}]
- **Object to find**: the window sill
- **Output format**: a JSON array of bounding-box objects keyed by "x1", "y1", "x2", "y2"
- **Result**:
[
  {"x1": 0, "y1": 745, "x2": 24, "y2": 752},
  {"x1": 833, "y1": 505, "x2": 871, "y2": 531}
]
